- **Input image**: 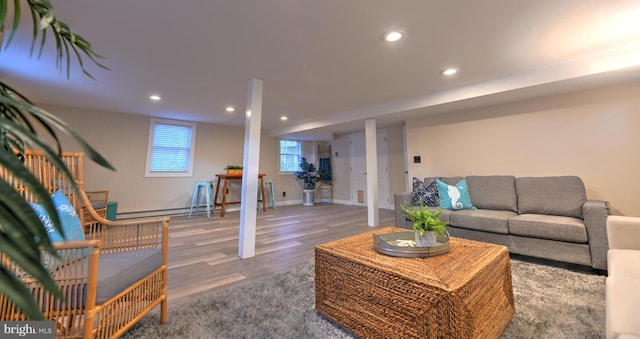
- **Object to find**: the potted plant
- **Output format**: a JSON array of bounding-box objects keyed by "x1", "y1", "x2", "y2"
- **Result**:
[
  {"x1": 400, "y1": 204, "x2": 449, "y2": 247},
  {"x1": 224, "y1": 165, "x2": 243, "y2": 175},
  {"x1": 0, "y1": 1, "x2": 113, "y2": 319},
  {"x1": 294, "y1": 157, "x2": 320, "y2": 206}
]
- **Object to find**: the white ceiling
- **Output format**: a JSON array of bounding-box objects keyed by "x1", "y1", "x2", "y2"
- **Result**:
[{"x1": 2, "y1": 0, "x2": 640, "y2": 140}]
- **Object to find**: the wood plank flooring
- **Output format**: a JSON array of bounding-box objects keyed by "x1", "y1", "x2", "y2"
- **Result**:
[{"x1": 165, "y1": 204, "x2": 396, "y2": 306}]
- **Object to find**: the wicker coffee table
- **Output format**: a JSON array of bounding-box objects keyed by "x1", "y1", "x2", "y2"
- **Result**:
[{"x1": 315, "y1": 227, "x2": 514, "y2": 338}]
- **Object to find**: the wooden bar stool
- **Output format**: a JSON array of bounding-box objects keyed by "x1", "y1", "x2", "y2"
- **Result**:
[{"x1": 189, "y1": 180, "x2": 214, "y2": 218}]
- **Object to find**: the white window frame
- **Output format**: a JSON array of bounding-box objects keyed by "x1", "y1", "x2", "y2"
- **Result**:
[
  {"x1": 278, "y1": 139, "x2": 302, "y2": 175},
  {"x1": 145, "y1": 118, "x2": 197, "y2": 178}
]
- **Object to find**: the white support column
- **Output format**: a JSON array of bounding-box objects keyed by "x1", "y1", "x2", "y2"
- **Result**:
[
  {"x1": 239, "y1": 78, "x2": 263, "y2": 258},
  {"x1": 365, "y1": 119, "x2": 379, "y2": 226}
]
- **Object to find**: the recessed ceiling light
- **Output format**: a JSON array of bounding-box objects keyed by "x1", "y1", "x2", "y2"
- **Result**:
[
  {"x1": 225, "y1": 106, "x2": 235, "y2": 112},
  {"x1": 442, "y1": 68, "x2": 458, "y2": 76},
  {"x1": 280, "y1": 116, "x2": 288, "y2": 121},
  {"x1": 149, "y1": 95, "x2": 162, "y2": 101},
  {"x1": 383, "y1": 31, "x2": 404, "y2": 42}
]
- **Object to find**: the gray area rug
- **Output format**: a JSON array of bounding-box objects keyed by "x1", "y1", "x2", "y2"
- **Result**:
[{"x1": 122, "y1": 258, "x2": 605, "y2": 338}]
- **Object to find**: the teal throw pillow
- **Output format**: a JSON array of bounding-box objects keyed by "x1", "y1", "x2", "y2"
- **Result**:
[
  {"x1": 30, "y1": 190, "x2": 86, "y2": 271},
  {"x1": 50, "y1": 190, "x2": 85, "y2": 242},
  {"x1": 436, "y1": 179, "x2": 476, "y2": 210},
  {"x1": 30, "y1": 202, "x2": 66, "y2": 243}
]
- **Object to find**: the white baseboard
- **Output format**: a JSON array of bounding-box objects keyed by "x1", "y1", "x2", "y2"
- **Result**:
[{"x1": 117, "y1": 198, "x2": 395, "y2": 219}]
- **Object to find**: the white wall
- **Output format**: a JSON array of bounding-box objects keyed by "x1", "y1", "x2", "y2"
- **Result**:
[
  {"x1": 42, "y1": 105, "x2": 283, "y2": 215},
  {"x1": 405, "y1": 80, "x2": 640, "y2": 216},
  {"x1": 38, "y1": 105, "x2": 359, "y2": 215}
]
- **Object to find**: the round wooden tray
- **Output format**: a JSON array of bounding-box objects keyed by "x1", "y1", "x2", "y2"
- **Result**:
[{"x1": 373, "y1": 231, "x2": 450, "y2": 258}]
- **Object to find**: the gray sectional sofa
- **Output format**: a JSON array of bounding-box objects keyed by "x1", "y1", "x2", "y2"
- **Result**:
[{"x1": 395, "y1": 175, "x2": 611, "y2": 270}]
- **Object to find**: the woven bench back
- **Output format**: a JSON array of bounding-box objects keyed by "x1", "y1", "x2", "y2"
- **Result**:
[{"x1": 1, "y1": 150, "x2": 85, "y2": 210}]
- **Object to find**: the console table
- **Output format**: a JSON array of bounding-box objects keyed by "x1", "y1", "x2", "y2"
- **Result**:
[{"x1": 214, "y1": 173, "x2": 267, "y2": 217}]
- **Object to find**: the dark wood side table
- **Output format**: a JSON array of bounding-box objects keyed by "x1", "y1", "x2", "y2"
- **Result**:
[{"x1": 214, "y1": 173, "x2": 266, "y2": 217}]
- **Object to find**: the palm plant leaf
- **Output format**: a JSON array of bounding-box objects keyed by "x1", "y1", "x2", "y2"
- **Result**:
[
  {"x1": 0, "y1": 0, "x2": 112, "y2": 319},
  {"x1": 0, "y1": 179, "x2": 63, "y2": 320}
]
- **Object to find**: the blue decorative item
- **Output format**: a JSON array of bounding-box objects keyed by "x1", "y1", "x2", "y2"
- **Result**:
[
  {"x1": 30, "y1": 190, "x2": 87, "y2": 271},
  {"x1": 318, "y1": 157, "x2": 332, "y2": 184},
  {"x1": 50, "y1": 190, "x2": 86, "y2": 242},
  {"x1": 29, "y1": 202, "x2": 65, "y2": 243},
  {"x1": 436, "y1": 179, "x2": 476, "y2": 210}
]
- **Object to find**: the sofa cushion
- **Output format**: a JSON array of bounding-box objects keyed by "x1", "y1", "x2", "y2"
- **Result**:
[
  {"x1": 424, "y1": 176, "x2": 463, "y2": 186},
  {"x1": 509, "y1": 214, "x2": 588, "y2": 243},
  {"x1": 449, "y1": 209, "x2": 515, "y2": 234},
  {"x1": 411, "y1": 177, "x2": 439, "y2": 207},
  {"x1": 437, "y1": 179, "x2": 476, "y2": 210},
  {"x1": 431, "y1": 207, "x2": 453, "y2": 224},
  {"x1": 466, "y1": 176, "x2": 517, "y2": 213},
  {"x1": 516, "y1": 176, "x2": 586, "y2": 218}
]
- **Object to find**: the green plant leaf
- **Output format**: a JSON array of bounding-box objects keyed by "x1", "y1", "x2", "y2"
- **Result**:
[
  {"x1": 0, "y1": 0, "x2": 110, "y2": 320},
  {"x1": 0, "y1": 96, "x2": 115, "y2": 170},
  {"x1": 1, "y1": 1, "x2": 19, "y2": 48},
  {"x1": 0, "y1": 152, "x2": 61, "y2": 239},
  {"x1": 0, "y1": 267, "x2": 43, "y2": 320},
  {"x1": 0, "y1": 1, "x2": 7, "y2": 32},
  {"x1": 400, "y1": 203, "x2": 449, "y2": 237}
]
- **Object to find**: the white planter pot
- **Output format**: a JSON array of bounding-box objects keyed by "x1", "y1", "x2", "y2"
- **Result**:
[
  {"x1": 415, "y1": 231, "x2": 437, "y2": 247},
  {"x1": 303, "y1": 189, "x2": 315, "y2": 206}
]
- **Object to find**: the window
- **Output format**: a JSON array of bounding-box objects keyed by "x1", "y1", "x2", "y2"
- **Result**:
[
  {"x1": 279, "y1": 140, "x2": 301, "y2": 173},
  {"x1": 145, "y1": 118, "x2": 196, "y2": 177}
]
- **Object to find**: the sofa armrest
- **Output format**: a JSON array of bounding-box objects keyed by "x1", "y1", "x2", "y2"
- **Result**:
[
  {"x1": 607, "y1": 215, "x2": 640, "y2": 250},
  {"x1": 394, "y1": 192, "x2": 413, "y2": 229},
  {"x1": 583, "y1": 200, "x2": 611, "y2": 270}
]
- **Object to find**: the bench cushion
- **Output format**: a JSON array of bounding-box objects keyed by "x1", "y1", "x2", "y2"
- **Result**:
[
  {"x1": 43, "y1": 249, "x2": 163, "y2": 310},
  {"x1": 93, "y1": 249, "x2": 163, "y2": 304}
]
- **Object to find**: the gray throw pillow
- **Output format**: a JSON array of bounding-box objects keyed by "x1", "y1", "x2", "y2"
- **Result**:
[{"x1": 412, "y1": 178, "x2": 439, "y2": 207}]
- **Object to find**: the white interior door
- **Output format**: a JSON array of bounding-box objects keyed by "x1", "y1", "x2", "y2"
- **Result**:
[{"x1": 349, "y1": 131, "x2": 391, "y2": 208}]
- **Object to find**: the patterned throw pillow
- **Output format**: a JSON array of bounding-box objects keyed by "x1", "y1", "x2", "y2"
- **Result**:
[
  {"x1": 31, "y1": 190, "x2": 86, "y2": 242},
  {"x1": 50, "y1": 190, "x2": 85, "y2": 242},
  {"x1": 30, "y1": 190, "x2": 86, "y2": 271},
  {"x1": 412, "y1": 178, "x2": 439, "y2": 207},
  {"x1": 436, "y1": 178, "x2": 476, "y2": 210}
]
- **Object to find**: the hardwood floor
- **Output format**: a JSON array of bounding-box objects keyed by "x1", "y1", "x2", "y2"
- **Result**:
[{"x1": 165, "y1": 204, "x2": 396, "y2": 306}]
